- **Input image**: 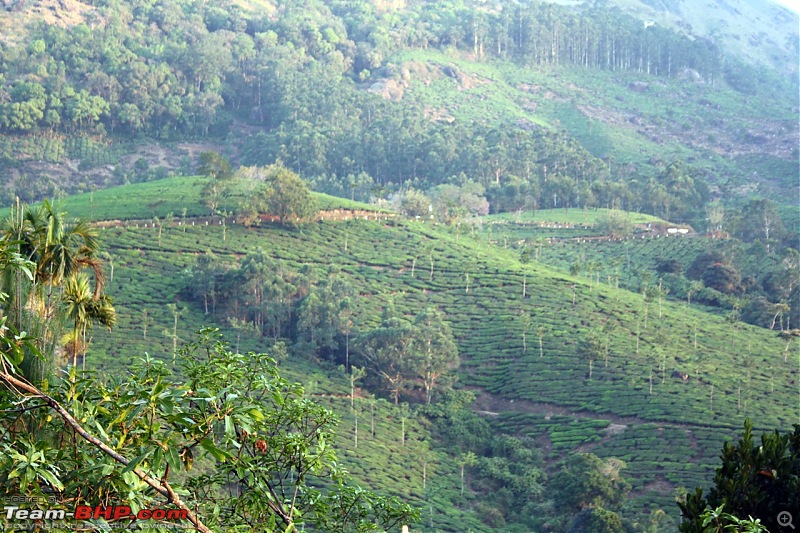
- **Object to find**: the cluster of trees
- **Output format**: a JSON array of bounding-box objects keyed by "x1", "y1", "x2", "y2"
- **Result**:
[
  {"x1": 0, "y1": 200, "x2": 116, "y2": 382},
  {"x1": 183, "y1": 247, "x2": 319, "y2": 340},
  {"x1": 0, "y1": 0, "x2": 765, "y2": 137},
  {"x1": 421, "y1": 391, "x2": 637, "y2": 531},
  {"x1": 354, "y1": 305, "x2": 459, "y2": 405},
  {"x1": 196, "y1": 158, "x2": 319, "y2": 228},
  {"x1": 0, "y1": 0, "x2": 736, "y2": 225},
  {"x1": 243, "y1": 120, "x2": 711, "y2": 223},
  {"x1": 184, "y1": 250, "x2": 460, "y2": 405},
  {"x1": 233, "y1": 164, "x2": 318, "y2": 225},
  {"x1": 339, "y1": 0, "x2": 741, "y2": 84},
  {"x1": 647, "y1": 199, "x2": 800, "y2": 329}
]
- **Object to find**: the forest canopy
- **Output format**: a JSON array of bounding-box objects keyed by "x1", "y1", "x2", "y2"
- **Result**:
[{"x1": 1, "y1": 0, "x2": 791, "y2": 226}]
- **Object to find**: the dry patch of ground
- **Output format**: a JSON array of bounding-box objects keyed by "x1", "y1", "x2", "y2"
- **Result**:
[
  {"x1": 367, "y1": 60, "x2": 490, "y2": 102},
  {"x1": 1, "y1": 140, "x2": 229, "y2": 197},
  {"x1": 0, "y1": 0, "x2": 94, "y2": 45}
]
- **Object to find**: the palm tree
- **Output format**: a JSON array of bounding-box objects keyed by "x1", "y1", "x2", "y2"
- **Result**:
[
  {"x1": 4, "y1": 200, "x2": 102, "y2": 290},
  {"x1": 2, "y1": 200, "x2": 107, "y2": 381},
  {"x1": 62, "y1": 273, "x2": 116, "y2": 371},
  {"x1": 35, "y1": 201, "x2": 102, "y2": 292}
]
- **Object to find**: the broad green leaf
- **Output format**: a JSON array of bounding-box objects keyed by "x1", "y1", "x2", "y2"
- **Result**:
[
  {"x1": 152, "y1": 446, "x2": 163, "y2": 473},
  {"x1": 224, "y1": 415, "x2": 235, "y2": 438},
  {"x1": 122, "y1": 449, "x2": 153, "y2": 474},
  {"x1": 200, "y1": 438, "x2": 229, "y2": 462},
  {"x1": 166, "y1": 446, "x2": 181, "y2": 472},
  {"x1": 38, "y1": 469, "x2": 65, "y2": 491}
]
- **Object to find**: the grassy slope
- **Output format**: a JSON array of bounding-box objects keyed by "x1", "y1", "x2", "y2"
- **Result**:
[
  {"x1": 389, "y1": 48, "x2": 799, "y2": 200},
  {"x1": 0, "y1": 176, "x2": 381, "y2": 221},
  {"x1": 476, "y1": 208, "x2": 674, "y2": 242},
  {"x1": 483, "y1": 207, "x2": 667, "y2": 225},
  {"x1": 48, "y1": 177, "x2": 799, "y2": 529}
]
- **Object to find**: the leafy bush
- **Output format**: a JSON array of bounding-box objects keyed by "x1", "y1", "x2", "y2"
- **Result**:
[
  {"x1": 678, "y1": 420, "x2": 800, "y2": 533},
  {"x1": 0, "y1": 328, "x2": 419, "y2": 532}
]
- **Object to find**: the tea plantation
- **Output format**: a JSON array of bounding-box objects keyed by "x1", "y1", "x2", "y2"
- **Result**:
[{"x1": 51, "y1": 177, "x2": 798, "y2": 530}]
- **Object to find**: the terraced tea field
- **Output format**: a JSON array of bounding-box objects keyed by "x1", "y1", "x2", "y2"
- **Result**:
[{"x1": 39, "y1": 177, "x2": 800, "y2": 529}]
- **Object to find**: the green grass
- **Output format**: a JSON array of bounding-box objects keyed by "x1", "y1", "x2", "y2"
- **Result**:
[
  {"x1": 477, "y1": 208, "x2": 673, "y2": 246},
  {"x1": 0, "y1": 175, "x2": 388, "y2": 222},
  {"x1": 483, "y1": 207, "x2": 667, "y2": 225}
]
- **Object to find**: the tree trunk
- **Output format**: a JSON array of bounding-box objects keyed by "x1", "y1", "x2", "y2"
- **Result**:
[{"x1": 710, "y1": 384, "x2": 714, "y2": 413}]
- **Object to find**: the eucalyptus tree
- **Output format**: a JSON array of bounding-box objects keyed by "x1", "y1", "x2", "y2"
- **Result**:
[
  {"x1": 197, "y1": 151, "x2": 233, "y2": 181},
  {"x1": 236, "y1": 248, "x2": 274, "y2": 334},
  {"x1": 164, "y1": 303, "x2": 188, "y2": 360},
  {"x1": 184, "y1": 250, "x2": 223, "y2": 315},
  {"x1": 579, "y1": 328, "x2": 604, "y2": 379},
  {"x1": 536, "y1": 325, "x2": 548, "y2": 358},
  {"x1": 354, "y1": 307, "x2": 416, "y2": 404},
  {"x1": 410, "y1": 308, "x2": 459, "y2": 404},
  {"x1": 459, "y1": 451, "x2": 478, "y2": 497}
]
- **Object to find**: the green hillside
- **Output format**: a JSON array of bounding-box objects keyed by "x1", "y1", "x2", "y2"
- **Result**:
[
  {"x1": 0, "y1": 176, "x2": 380, "y2": 221},
  {"x1": 0, "y1": 0, "x2": 796, "y2": 225},
  {"x1": 483, "y1": 208, "x2": 667, "y2": 225},
  {"x1": 385, "y1": 48, "x2": 796, "y2": 201},
  {"x1": 53, "y1": 178, "x2": 798, "y2": 530},
  {"x1": 0, "y1": 0, "x2": 797, "y2": 529}
]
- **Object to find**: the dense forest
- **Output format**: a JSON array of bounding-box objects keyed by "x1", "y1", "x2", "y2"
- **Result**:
[{"x1": 2, "y1": 0, "x2": 794, "y2": 225}]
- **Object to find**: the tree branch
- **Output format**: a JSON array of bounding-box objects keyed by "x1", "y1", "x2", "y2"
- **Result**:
[{"x1": 0, "y1": 371, "x2": 213, "y2": 533}]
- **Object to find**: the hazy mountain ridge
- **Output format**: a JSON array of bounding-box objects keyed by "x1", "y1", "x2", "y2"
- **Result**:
[{"x1": 567, "y1": 0, "x2": 799, "y2": 75}]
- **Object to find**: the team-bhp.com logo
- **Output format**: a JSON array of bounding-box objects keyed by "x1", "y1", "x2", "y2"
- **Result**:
[{"x1": 5, "y1": 504, "x2": 187, "y2": 523}]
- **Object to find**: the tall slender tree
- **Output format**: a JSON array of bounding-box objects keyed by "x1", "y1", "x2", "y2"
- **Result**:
[
  {"x1": 2, "y1": 200, "x2": 109, "y2": 382},
  {"x1": 61, "y1": 273, "x2": 116, "y2": 371}
]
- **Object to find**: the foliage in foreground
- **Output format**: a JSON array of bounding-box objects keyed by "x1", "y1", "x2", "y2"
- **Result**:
[
  {"x1": 678, "y1": 420, "x2": 800, "y2": 532},
  {"x1": 0, "y1": 327, "x2": 418, "y2": 532}
]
